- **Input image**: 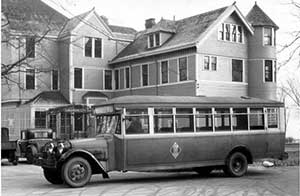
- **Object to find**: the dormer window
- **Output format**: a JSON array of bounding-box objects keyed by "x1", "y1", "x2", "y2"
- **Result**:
[{"x1": 148, "y1": 33, "x2": 160, "y2": 48}]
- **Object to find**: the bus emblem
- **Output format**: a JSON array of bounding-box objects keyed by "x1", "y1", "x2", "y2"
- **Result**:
[{"x1": 170, "y1": 142, "x2": 181, "y2": 159}]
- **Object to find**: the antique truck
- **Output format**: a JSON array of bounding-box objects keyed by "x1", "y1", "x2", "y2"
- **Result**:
[
  {"x1": 1, "y1": 127, "x2": 19, "y2": 165},
  {"x1": 19, "y1": 128, "x2": 55, "y2": 163}
]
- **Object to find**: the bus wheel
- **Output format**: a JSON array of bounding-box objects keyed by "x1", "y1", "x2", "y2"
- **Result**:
[
  {"x1": 62, "y1": 157, "x2": 92, "y2": 188},
  {"x1": 224, "y1": 152, "x2": 248, "y2": 177},
  {"x1": 43, "y1": 168, "x2": 63, "y2": 184},
  {"x1": 194, "y1": 167, "x2": 213, "y2": 176}
]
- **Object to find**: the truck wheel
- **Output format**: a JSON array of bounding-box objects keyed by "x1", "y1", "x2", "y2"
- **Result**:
[
  {"x1": 62, "y1": 157, "x2": 92, "y2": 188},
  {"x1": 43, "y1": 168, "x2": 63, "y2": 184},
  {"x1": 224, "y1": 152, "x2": 248, "y2": 177}
]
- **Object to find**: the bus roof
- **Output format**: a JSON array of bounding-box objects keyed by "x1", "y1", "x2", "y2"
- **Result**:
[{"x1": 93, "y1": 95, "x2": 284, "y2": 108}]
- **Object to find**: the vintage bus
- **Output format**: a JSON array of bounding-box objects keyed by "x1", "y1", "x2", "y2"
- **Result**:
[{"x1": 39, "y1": 95, "x2": 287, "y2": 188}]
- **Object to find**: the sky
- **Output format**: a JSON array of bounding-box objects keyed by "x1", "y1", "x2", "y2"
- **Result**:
[{"x1": 44, "y1": 0, "x2": 300, "y2": 139}]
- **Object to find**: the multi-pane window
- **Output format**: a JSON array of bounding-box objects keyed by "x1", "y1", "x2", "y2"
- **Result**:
[
  {"x1": 74, "y1": 68, "x2": 82, "y2": 89},
  {"x1": 237, "y1": 26, "x2": 243, "y2": 43},
  {"x1": 218, "y1": 23, "x2": 224, "y2": 40},
  {"x1": 204, "y1": 56, "x2": 217, "y2": 71},
  {"x1": 211, "y1": 56, "x2": 217, "y2": 71},
  {"x1": 154, "y1": 108, "x2": 173, "y2": 133},
  {"x1": 61, "y1": 112, "x2": 71, "y2": 135},
  {"x1": 214, "y1": 108, "x2": 231, "y2": 131},
  {"x1": 84, "y1": 37, "x2": 92, "y2": 57},
  {"x1": 94, "y1": 38, "x2": 102, "y2": 58},
  {"x1": 232, "y1": 25, "x2": 237, "y2": 42},
  {"x1": 114, "y1": 70, "x2": 119, "y2": 90},
  {"x1": 25, "y1": 69, "x2": 35, "y2": 90},
  {"x1": 219, "y1": 23, "x2": 242, "y2": 43},
  {"x1": 176, "y1": 108, "x2": 194, "y2": 132},
  {"x1": 179, "y1": 57, "x2": 187, "y2": 81},
  {"x1": 52, "y1": 70, "x2": 58, "y2": 90},
  {"x1": 26, "y1": 37, "x2": 35, "y2": 58},
  {"x1": 232, "y1": 59, "x2": 243, "y2": 82},
  {"x1": 267, "y1": 108, "x2": 278, "y2": 128},
  {"x1": 142, "y1": 64, "x2": 148, "y2": 86},
  {"x1": 125, "y1": 67, "x2": 130, "y2": 88},
  {"x1": 149, "y1": 34, "x2": 154, "y2": 48},
  {"x1": 225, "y1": 24, "x2": 231, "y2": 41},
  {"x1": 49, "y1": 115, "x2": 57, "y2": 133},
  {"x1": 125, "y1": 109, "x2": 149, "y2": 134},
  {"x1": 35, "y1": 111, "x2": 46, "y2": 128},
  {"x1": 264, "y1": 27, "x2": 273, "y2": 46},
  {"x1": 148, "y1": 33, "x2": 160, "y2": 48},
  {"x1": 161, "y1": 61, "x2": 168, "y2": 84},
  {"x1": 84, "y1": 37, "x2": 102, "y2": 58},
  {"x1": 265, "y1": 60, "x2": 273, "y2": 82},
  {"x1": 155, "y1": 32, "x2": 160, "y2": 46},
  {"x1": 232, "y1": 108, "x2": 248, "y2": 131},
  {"x1": 204, "y1": 56, "x2": 210, "y2": 70},
  {"x1": 250, "y1": 108, "x2": 264, "y2": 130},
  {"x1": 196, "y1": 108, "x2": 213, "y2": 132},
  {"x1": 104, "y1": 70, "x2": 112, "y2": 90}
]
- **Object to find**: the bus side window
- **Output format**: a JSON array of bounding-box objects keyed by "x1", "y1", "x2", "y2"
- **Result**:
[
  {"x1": 267, "y1": 108, "x2": 278, "y2": 128},
  {"x1": 232, "y1": 108, "x2": 248, "y2": 131},
  {"x1": 196, "y1": 108, "x2": 213, "y2": 132},
  {"x1": 154, "y1": 108, "x2": 173, "y2": 133},
  {"x1": 214, "y1": 108, "x2": 231, "y2": 131},
  {"x1": 125, "y1": 109, "x2": 149, "y2": 135},
  {"x1": 176, "y1": 108, "x2": 194, "y2": 133},
  {"x1": 250, "y1": 108, "x2": 264, "y2": 130}
]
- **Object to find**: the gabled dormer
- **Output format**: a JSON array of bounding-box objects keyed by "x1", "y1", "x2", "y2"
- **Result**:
[{"x1": 145, "y1": 18, "x2": 176, "y2": 49}]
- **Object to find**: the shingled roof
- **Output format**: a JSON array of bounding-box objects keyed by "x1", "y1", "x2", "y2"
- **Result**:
[
  {"x1": 246, "y1": 3, "x2": 279, "y2": 30},
  {"x1": 1, "y1": 0, "x2": 68, "y2": 36},
  {"x1": 25, "y1": 91, "x2": 69, "y2": 105},
  {"x1": 111, "y1": 6, "x2": 228, "y2": 63}
]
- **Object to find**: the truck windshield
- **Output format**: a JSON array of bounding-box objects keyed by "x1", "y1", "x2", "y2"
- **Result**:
[{"x1": 96, "y1": 115, "x2": 120, "y2": 134}]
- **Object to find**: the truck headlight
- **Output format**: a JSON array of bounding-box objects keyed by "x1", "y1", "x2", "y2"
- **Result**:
[
  {"x1": 45, "y1": 142, "x2": 54, "y2": 154},
  {"x1": 57, "y1": 142, "x2": 64, "y2": 154}
]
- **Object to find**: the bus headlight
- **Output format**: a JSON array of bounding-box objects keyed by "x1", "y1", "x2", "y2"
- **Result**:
[{"x1": 57, "y1": 142, "x2": 64, "y2": 154}]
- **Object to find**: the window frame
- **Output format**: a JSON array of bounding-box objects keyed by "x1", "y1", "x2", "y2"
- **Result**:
[
  {"x1": 51, "y1": 69, "x2": 59, "y2": 90},
  {"x1": 160, "y1": 60, "x2": 169, "y2": 84},
  {"x1": 218, "y1": 23, "x2": 243, "y2": 43},
  {"x1": 203, "y1": 56, "x2": 217, "y2": 71},
  {"x1": 178, "y1": 57, "x2": 188, "y2": 81},
  {"x1": 114, "y1": 69, "x2": 120, "y2": 90},
  {"x1": 264, "y1": 60, "x2": 276, "y2": 83},
  {"x1": 124, "y1": 67, "x2": 131, "y2": 89},
  {"x1": 84, "y1": 37, "x2": 103, "y2": 58},
  {"x1": 74, "y1": 67, "x2": 83, "y2": 89},
  {"x1": 104, "y1": 69, "x2": 113, "y2": 90},
  {"x1": 263, "y1": 27, "x2": 274, "y2": 46},
  {"x1": 26, "y1": 36, "x2": 35, "y2": 58},
  {"x1": 141, "y1": 64, "x2": 149, "y2": 86},
  {"x1": 232, "y1": 59, "x2": 244, "y2": 82},
  {"x1": 25, "y1": 68, "x2": 35, "y2": 90}
]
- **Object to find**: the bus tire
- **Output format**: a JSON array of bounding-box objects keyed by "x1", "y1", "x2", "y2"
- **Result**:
[
  {"x1": 43, "y1": 168, "x2": 63, "y2": 184},
  {"x1": 62, "y1": 157, "x2": 92, "y2": 188},
  {"x1": 224, "y1": 152, "x2": 248, "y2": 177}
]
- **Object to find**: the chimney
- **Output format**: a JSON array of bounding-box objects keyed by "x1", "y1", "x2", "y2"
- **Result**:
[
  {"x1": 101, "y1": 15, "x2": 109, "y2": 25},
  {"x1": 145, "y1": 18, "x2": 156, "y2": 29}
]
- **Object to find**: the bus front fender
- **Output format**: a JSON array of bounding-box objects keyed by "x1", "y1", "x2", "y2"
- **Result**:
[{"x1": 58, "y1": 149, "x2": 109, "y2": 178}]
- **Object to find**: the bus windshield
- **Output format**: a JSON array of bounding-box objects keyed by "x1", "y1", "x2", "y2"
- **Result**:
[{"x1": 96, "y1": 115, "x2": 120, "y2": 134}]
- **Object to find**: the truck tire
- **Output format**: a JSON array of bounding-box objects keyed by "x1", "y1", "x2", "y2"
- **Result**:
[
  {"x1": 43, "y1": 168, "x2": 63, "y2": 184},
  {"x1": 62, "y1": 157, "x2": 92, "y2": 188},
  {"x1": 223, "y1": 152, "x2": 248, "y2": 177}
]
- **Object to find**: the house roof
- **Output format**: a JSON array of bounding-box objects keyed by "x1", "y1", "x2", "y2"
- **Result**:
[
  {"x1": 246, "y1": 3, "x2": 279, "y2": 30},
  {"x1": 110, "y1": 6, "x2": 231, "y2": 64},
  {"x1": 25, "y1": 91, "x2": 69, "y2": 105},
  {"x1": 93, "y1": 95, "x2": 284, "y2": 108},
  {"x1": 1, "y1": 0, "x2": 68, "y2": 36}
]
